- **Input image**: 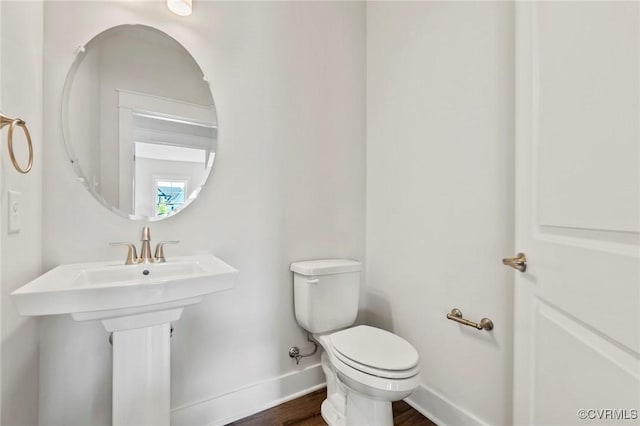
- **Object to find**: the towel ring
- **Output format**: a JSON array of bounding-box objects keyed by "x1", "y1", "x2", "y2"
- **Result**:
[{"x1": 0, "y1": 114, "x2": 33, "y2": 174}]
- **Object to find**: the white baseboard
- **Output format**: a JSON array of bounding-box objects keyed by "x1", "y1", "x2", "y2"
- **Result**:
[
  {"x1": 405, "y1": 384, "x2": 487, "y2": 426},
  {"x1": 171, "y1": 363, "x2": 325, "y2": 426},
  {"x1": 171, "y1": 367, "x2": 485, "y2": 426}
]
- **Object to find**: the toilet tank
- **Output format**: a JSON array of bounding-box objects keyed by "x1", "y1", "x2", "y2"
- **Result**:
[{"x1": 290, "y1": 259, "x2": 361, "y2": 334}]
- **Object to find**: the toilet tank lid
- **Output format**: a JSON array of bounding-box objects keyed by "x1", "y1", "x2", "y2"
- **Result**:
[{"x1": 290, "y1": 259, "x2": 361, "y2": 276}]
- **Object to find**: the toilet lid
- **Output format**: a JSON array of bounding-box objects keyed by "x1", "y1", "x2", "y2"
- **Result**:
[{"x1": 329, "y1": 326, "x2": 419, "y2": 372}]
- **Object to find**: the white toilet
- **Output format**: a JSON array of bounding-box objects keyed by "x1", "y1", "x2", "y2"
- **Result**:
[{"x1": 291, "y1": 259, "x2": 420, "y2": 426}]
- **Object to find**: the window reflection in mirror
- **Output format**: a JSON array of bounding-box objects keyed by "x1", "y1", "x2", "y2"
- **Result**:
[{"x1": 156, "y1": 180, "x2": 186, "y2": 216}]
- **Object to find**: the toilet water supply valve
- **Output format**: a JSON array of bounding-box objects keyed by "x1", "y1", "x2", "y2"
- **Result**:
[{"x1": 288, "y1": 334, "x2": 318, "y2": 365}]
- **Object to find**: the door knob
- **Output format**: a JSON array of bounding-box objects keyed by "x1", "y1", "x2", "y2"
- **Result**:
[{"x1": 502, "y1": 253, "x2": 527, "y2": 272}]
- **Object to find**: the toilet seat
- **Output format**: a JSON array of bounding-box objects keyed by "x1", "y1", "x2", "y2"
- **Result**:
[
  {"x1": 327, "y1": 326, "x2": 420, "y2": 379},
  {"x1": 317, "y1": 331, "x2": 420, "y2": 399}
]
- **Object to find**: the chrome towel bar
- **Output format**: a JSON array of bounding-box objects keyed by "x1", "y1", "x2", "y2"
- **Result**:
[{"x1": 446, "y1": 308, "x2": 494, "y2": 331}]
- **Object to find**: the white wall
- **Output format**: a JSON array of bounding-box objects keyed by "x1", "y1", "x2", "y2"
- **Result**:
[
  {"x1": 41, "y1": 1, "x2": 365, "y2": 425},
  {"x1": 366, "y1": 2, "x2": 514, "y2": 425},
  {"x1": 0, "y1": 1, "x2": 43, "y2": 425}
]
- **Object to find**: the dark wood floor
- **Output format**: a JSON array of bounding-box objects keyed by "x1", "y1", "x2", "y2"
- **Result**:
[{"x1": 227, "y1": 388, "x2": 436, "y2": 426}]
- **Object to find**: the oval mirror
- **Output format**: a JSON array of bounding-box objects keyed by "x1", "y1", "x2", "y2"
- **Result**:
[{"x1": 62, "y1": 25, "x2": 216, "y2": 221}]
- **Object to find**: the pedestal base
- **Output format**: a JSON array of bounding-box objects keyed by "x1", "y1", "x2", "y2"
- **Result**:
[
  {"x1": 112, "y1": 323, "x2": 171, "y2": 426},
  {"x1": 102, "y1": 307, "x2": 187, "y2": 426}
]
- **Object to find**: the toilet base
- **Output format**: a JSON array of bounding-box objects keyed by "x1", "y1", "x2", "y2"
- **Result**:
[
  {"x1": 321, "y1": 397, "x2": 345, "y2": 426},
  {"x1": 321, "y1": 352, "x2": 346, "y2": 426},
  {"x1": 345, "y1": 392, "x2": 393, "y2": 426},
  {"x1": 320, "y1": 352, "x2": 395, "y2": 426},
  {"x1": 321, "y1": 385, "x2": 394, "y2": 426}
]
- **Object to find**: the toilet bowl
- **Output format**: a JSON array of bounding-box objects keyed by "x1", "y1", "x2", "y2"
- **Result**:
[
  {"x1": 291, "y1": 259, "x2": 420, "y2": 426},
  {"x1": 316, "y1": 326, "x2": 420, "y2": 426}
]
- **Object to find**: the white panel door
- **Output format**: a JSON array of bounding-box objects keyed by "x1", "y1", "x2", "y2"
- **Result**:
[{"x1": 513, "y1": 2, "x2": 640, "y2": 425}]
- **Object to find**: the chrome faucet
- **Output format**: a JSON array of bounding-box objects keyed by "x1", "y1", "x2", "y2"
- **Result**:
[
  {"x1": 139, "y1": 226, "x2": 154, "y2": 263},
  {"x1": 110, "y1": 226, "x2": 179, "y2": 264}
]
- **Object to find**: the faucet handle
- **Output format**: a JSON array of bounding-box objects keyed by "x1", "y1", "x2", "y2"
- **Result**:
[
  {"x1": 154, "y1": 241, "x2": 180, "y2": 263},
  {"x1": 110, "y1": 242, "x2": 139, "y2": 265}
]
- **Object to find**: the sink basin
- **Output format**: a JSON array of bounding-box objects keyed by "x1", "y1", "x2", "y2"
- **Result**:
[
  {"x1": 11, "y1": 254, "x2": 237, "y2": 318},
  {"x1": 12, "y1": 253, "x2": 237, "y2": 426}
]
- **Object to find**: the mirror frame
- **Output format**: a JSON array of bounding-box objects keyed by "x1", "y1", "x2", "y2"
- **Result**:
[{"x1": 61, "y1": 24, "x2": 217, "y2": 221}]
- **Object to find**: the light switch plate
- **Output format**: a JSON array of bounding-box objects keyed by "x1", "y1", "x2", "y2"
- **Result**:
[{"x1": 8, "y1": 190, "x2": 21, "y2": 234}]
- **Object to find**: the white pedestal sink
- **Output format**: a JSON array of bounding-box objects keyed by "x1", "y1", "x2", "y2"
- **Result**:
[{"x1": 11, "y1": 254, "x2": 237, "y2": 426}]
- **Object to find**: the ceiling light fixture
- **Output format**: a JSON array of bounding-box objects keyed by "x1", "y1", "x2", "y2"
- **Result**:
[{"x1": 167, "y1": 0, "x2": 192, "y2": 17}]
